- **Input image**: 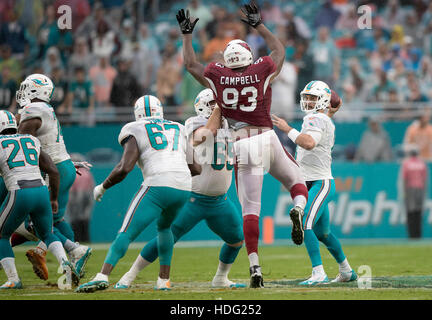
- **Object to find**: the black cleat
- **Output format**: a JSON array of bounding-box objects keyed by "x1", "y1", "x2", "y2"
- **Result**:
[
  {"x1": 290, "y1": 206, "x2": 304, "y2": 245},
  {"x1": 249, "y1": 265, "x2": 264, "y2": 288}
]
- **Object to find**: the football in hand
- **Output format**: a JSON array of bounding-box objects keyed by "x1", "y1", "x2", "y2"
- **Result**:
[{"x1": 330, "y1": 89, "x2": 341, "y2": 109}]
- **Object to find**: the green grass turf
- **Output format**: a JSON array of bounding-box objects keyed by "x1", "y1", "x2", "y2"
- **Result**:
[{"x1": 0, "y1": 242, "x2": 431, "y2": 300}]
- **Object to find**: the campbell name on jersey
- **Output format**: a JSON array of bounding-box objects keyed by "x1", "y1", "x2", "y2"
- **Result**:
[
  {"x1": 118, "y1": 119, "x2": 191, "y2": 191},
  {"x1": 185, "y1": 115, "x2": 233, "y2": 196},
  {"x1": 19, "y1": 102, "x2": 70, "y2": 164},
  {"x1": 0, "y1": 134, "x2": 45, "y2": 191},
  {"x1": 296, "y1": 112, "x2": 334, "y2": 181}
]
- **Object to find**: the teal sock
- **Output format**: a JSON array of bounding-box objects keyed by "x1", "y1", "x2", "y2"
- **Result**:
[
  {"x1": 157, "y1": 228, "x2": 174, "y2": 266},
  {"x1": 304, "y1": 230, "x2": 322, "y2": 267},
  {"x1": 219, "y1": 243, "x2": 242, "y2": 265},
  {"x1": 0, "y1": 238, "x2": 14, "y2": 260},
  {"x1": 140, "y1": 237, "x2": 159, "y2": 263},
  {"x1": 104, "y1": 232, "x2": 130, "y2": 268},
  {"x1": 319, "y1": 233, "x2": 346, "y2": 264}
]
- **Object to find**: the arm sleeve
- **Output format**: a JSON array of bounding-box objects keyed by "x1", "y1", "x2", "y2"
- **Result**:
[
  {"x1": 184, "y1": 116, "x2": 208, "y2": 140},
  {"x1": 118, "y1": 123, "x2": 138, "y2": 146},
  {"x1": 19, "y1": 106, "x2": 43, "y2": 122},
  {"x1": 306, "y1": 130, "x2": 322, "y2": 145}
]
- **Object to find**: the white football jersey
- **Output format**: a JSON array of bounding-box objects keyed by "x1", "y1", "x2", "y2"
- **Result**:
[
  {"x1": 0, "y1": 134, "x2": 45, "y2": 191},
  {"x1": 185, "y1": 116, "x2": 233, "y2": 196},
  {"x1": 118, "y1": 119, "x2": 191, "y2": 191},
  {"x1": 19, "y1": 102, "x2": 70, "y2": 164},
  {"x1": 296, "y1": 112, "x2": 334, "y2": 181}
]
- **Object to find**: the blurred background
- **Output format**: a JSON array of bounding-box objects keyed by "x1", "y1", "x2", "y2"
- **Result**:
[{"x1": 1, "y1": 0, "x2": 432, "y2": 243}]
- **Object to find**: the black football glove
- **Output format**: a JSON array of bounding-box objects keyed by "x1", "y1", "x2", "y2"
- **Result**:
[
  {"x1": 240, "y1": 1, "x2": 262, "y2": 28},
  {"x1": 176, "y1": 9, "x2": 199, "y2": 34}
]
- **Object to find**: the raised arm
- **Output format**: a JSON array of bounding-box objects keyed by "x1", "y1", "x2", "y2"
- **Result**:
[
  {"x1": 192, "y1": 106, "x2": 222, "y2": 147},
  {"x1": 176, "y1": 9, "x2": 209, "y2": 88},
  {"x1": 241, "y1": 1, "x2": 285, "y2": 79}
]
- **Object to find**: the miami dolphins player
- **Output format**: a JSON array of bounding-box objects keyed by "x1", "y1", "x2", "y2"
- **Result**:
[
  {"x1": 14, "y1": 74, "x2": 92, "y2": 281},
  {"x1": 115, "y1": 89, "x2": 245, "y2": 289},
  {"x1": 0, "y1": 111, "x2": 78, "y2": 289},
  {"x1": 272, "y1": 80, "x2": 357, "y2": 285},
  {"x1": 76, "y1": 95, "x2": 201, "y2": 292}
]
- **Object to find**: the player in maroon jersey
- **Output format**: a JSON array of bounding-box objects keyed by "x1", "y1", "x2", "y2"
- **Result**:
[{"x1": 176, "y1": 1, "x2": 308, "y2": 288}]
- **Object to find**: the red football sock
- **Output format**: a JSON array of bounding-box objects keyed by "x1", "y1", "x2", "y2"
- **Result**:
[
  {"x1": 243, "y1": 215, "x2": 260, "y2": 255},
  {"x1": 10, "y1": 233, "x2": 28, "y2": 247}
]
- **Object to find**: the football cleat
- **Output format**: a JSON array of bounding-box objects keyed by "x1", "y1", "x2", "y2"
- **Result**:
[
  {"x1": 61, "y1": 259, "x2": 80, "y2": 289},
  {"x1": 114, "y1": 282, "x2": 130, "y2": 289},
  {"x1": 331, "y1": 270, "x2": 358, "y2": 283},
  {"x1": 212, "y1": 275, "x2": 246, "y2": 288},
  {"x1": 26, "y1": 248, "x2": 48, "y2": 280},
  {"x1": 114, "y1": 271, "x2": 136, "y2": 289},
  {"x1": 299, "y1": 271, "x2": 329, "y2": 286},
  {"x1": 290, "y1": 206, "x2": 304, "y2": 245},
  {"x1": 154, "y1": 277, "x2": 171, "y2": 290},
  {"x1": 0, "y1": 280, "x2": 23, "y2": 289},
  {"x1": 76, "y1": 273, "x2": 109, "y2": 293},
  {"x1": 249, "y1": 265, "x2": 264, "y2": 288},
  {"x1": 69, "y1": 244, "x2": 92, "y2": 278}
]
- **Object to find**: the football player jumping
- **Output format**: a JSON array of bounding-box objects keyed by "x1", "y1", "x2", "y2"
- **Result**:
[
  {"x1": 177, "y1": 1, "x2": 308, "y2": 288},
  {"x1": 272, "y1": 81, "x2": 357, "y2": 285}
]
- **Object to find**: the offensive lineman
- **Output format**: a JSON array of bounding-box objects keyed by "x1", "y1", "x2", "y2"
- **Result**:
[
  {"x1": 272, "y1": 80, "x2": 357, "y2": 285},
  {"x1": 176, "y1": 1, "x2": 308, "y2": 288},
  {"x1": 114, "y1": 89, "x2": 245, "y2": 289},
  {"x1": 76, "y1": 95, "x2": 201, "y2": 292},
  {"x1": 15, "y1": 74, "x2": 92, "y2": 281},
  {"x1": 0, "y1": 111, "x2": 78, "y2": 289}
]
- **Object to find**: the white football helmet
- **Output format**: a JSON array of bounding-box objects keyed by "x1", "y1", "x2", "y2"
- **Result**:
[
  {"x1": 134, "y1": 95, "x2": 163, "y2": 121},
  {"x1": 194, "y1": 89, "x2": 216, "y2": 118},
  {"x1": 223, "y1": 39, "x2": 253, "y2": 69},
  {"x1": 300, "y1": 80, "x2": 331, "y2": 113},
  {"x1": 16, "y1": 74, "x2": 54, "y2": 107},
  {"x1": 0, "y1": 110, "x2": 17, "y2": 134}
]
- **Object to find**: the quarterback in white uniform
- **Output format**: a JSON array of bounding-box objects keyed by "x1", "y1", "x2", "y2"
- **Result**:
[
  {"x1": 13, "y1": 74, "x2": 92, "y2": 282},
  {"x1": 115, "y1": 89, "x2": 245, "y2": 289},
  {"x1": 272, "y1": 80, "x2": 357, "y2": 285},
  {"x1": 77, "y1": 95, "x2": 201, "y2": 292}
]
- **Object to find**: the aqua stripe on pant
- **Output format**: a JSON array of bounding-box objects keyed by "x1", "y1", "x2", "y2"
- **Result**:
[
  {"x1": 104, "y1": 186, "x2": 190, "y2": 268},
  {"x1": 0, "y1": 186, "x2": 60, "y2": 260},
  {"x1": 140, "y1": 192, "x2": 244, "y2": 264},
  {"x1": 302, "y1": 179, "x2": 346, "y2": 267}
]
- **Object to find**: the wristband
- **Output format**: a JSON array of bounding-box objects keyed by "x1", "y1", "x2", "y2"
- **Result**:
[{"x1": 287, "y1": 129, "x2": 300, "y2": 143}]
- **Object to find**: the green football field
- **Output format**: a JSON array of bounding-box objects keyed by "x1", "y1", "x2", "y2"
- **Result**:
[{"x1": 1, "y1": 241, "x2": 431, "y2": 300}]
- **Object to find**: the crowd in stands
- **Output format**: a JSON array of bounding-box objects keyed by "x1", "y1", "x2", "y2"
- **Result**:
[{"x1": 0, "y1": 0, "x2": 432, "y2": 161}]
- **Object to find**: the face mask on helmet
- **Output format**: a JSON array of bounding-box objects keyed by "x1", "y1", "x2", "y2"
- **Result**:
[
  {"x1": 194, "y1": 89, "x2": 216, "y2": 118},
  {"x1": 134, "y1": 95, "x2": 164, "y2": 121},
  {"x1": 300, "y1": 81, "x2": 331, "y2": 113},
  {"x1": 223, "y1": 40, "x2": 253, "y2": 69},
  {"x1": 16, "y1": 74, "x2": 54, "y2": 107}
]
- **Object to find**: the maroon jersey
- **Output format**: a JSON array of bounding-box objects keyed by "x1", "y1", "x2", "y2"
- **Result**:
[{"x1": 204, "y1": 56, "x2": 277, "y2": 128}]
